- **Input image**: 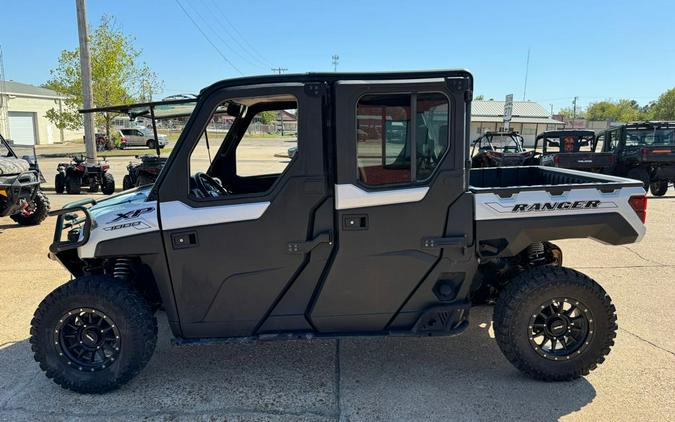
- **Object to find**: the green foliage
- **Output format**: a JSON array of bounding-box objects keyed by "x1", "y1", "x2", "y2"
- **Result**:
[
  {"x1": 44, "y1": 15, "x2": 163, "y2": 136},
  {"x1": 585, "y1": 99, "x2": 642, "y2": 122},
  {"x1": 258, "y1": 111, "x2": 277, "y2": 125},
  {"x1": 474, "y1": 95, "x2": 485, "y2": 100},
  {"x1": 557, "y1": 107, "x2": 585, "y2": 120},
  {"x1": 650, "y1": 88, "x2": 675, "y2": 120}
]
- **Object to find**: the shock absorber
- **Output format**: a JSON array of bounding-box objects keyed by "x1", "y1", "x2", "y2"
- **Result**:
[
  {"x1": 526, "y1": 242, "x2": 547, "y2": 266},
  {"x1": 112, "y1": 258, "x2": 133, "y2": 280}
]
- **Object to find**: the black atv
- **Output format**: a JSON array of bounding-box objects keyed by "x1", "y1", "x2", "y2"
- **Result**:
[
  {"x1": 122, "y1": 154, "x2": 168, "y2": 190},
  {"x1": 55, "y1": 155, "x2": 115, "y2": 195},
  {"x1": 471, "y1": 131, "x2": 536, "y2": 167},
  {"x1": 0, "y1": 134, "x2": 50, "y2": 225}
]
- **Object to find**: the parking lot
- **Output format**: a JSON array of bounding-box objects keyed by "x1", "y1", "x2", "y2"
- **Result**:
[{"x1": 0, "y1": 152, "x2": 674, "y2": 420}]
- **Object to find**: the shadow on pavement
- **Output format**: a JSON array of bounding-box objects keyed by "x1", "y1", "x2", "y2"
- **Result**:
[{"x1": 0, "y1": 307, "x2": 596, "y2": 421}]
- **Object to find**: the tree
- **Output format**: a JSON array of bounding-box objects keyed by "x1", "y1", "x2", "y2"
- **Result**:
[
  {"x1": 258, "y1": 111, "x2": 277, "y2": 125},
  {"x1": 474, "y1": 95, "x2": 485, "y2": 100},
  {"x1": 650, "y1": 88, "x2": 675, "y2": 120},
  {"x1": 557, "y1": 106, "x2": 586, "y2": 120},
  {"x1": 585, "y1": 99, "x2": 641, "y2": 122},
  {"x1": 44, "y1": 15, "x2": 163, "y2": 138}
]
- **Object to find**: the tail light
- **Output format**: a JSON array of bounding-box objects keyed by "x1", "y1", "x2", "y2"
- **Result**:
[
  {"x1": 121, "y1": 136, "x2": 127, "y2": 144},
  {"x1": 554, "y1": 155, "x2": 561, "y2": 166},
  {"x1": 101, "y1": 163, "x2": 110, "y2": 171},
  {"x1": 75, "y1": 163, "x2": 85, "y2": 172},
  {"x1": 641, "y1": 148, "x2": 648, "y2": 159},
  {"x1": 145, "y1": 167, "x2": 160, "y2": 174},
  {"x1": 628, "y1": 195, "x2": 647, "y2": 223}
]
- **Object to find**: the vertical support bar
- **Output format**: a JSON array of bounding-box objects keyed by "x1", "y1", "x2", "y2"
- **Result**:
[
  {"x1": 410, "y1": 93, "x2": 417, "y2": 182},
  {"x1": 149, "y1": 105, "x2": 161, "y2": 156},
  {"x1": 76, "y1": 0, "x2": 97, "y2": 164}
]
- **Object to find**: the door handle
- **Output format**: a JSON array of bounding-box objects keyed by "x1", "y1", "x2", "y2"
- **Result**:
[
  {"x1": 287, "y1": 232, "x2": 332, "y2": 254},
  {"x1": 171, "y1": 231, "x2": 198, "y2": 249}
]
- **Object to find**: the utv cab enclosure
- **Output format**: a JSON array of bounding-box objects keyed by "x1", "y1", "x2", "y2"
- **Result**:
[
  {"x1": 595, "y1": 121, "x2": 675, "y2": 196},
  {"x1": 535, "y1": 130, "x2": 613, "y2": 172},
  {"x1": 34, "y1": 70, "x2": 648, "y2": 393}
]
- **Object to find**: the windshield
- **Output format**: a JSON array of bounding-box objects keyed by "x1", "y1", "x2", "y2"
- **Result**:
[
  {"x1": 625, "y1": 128, "x2": 675, "y2": 146},
  {"x1": 488, "y1": 135, "x2": 522, "y2": 152}
]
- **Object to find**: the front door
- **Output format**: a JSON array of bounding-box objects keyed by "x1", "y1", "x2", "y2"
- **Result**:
[
  {"x1": 158, "y1": 83, "x2": 333, "y2": 338},
  {"x1": 309, "y1": 75, "x2": 475, "y2": 332}
]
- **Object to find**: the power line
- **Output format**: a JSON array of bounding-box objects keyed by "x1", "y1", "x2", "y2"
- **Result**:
[
  {"x1": 173, "y1": 0, "x2": 243, "y2": 75},
  {"x1": 189, "y1": 0, "x2": 267, "y2": 70},
  {"x1": 203, "y1": 0, "x2": 274, "y2": 68}
]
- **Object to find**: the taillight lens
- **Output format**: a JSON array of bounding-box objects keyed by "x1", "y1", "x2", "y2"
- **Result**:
[
  {"x1": 554, "y1": 155, "x2": 560, "y2": 166},
  {"x1": 75, "y1": 164, "x2": 85, "y2": 172},
  {"x1": 628, "y1": 195, "x2": 647, "y2": 223},
  {"x1": 101, "y1": 163, "x2": 110, "y2": 171}
]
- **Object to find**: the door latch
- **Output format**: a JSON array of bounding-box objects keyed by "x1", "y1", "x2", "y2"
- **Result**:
[
  {"x1": 287, "y1": 232, "x2": 332, "y2": 254},
  {"x1": 171, "y1": 231, "x2": 198, "y2": 249}
]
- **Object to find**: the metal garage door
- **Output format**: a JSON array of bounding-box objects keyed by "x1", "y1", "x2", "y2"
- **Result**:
[{"x1": 8, "y1": 112, "x2": 37, "y2": 145}]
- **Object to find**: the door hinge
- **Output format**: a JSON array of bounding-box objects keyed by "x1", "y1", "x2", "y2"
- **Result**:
[{"x1": 287, "y1": 231, "x2": 332, "y2": 254}]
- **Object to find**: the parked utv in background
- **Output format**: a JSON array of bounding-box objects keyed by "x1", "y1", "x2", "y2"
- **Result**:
[
  {"x1": 122, "y1": 154, "x2": 168, "y2": 189},
  {"x1": 55, "y1": 155, "x2": 115, "y2": 195},
  {"x1": 34, "y1": 70, "x2": 648, "y2": 393},
  {"x1": 470, "y1": 131, "x2": 536, "y2": 167},
  {"x1": 0, "y1": 134, "x2": 50, "y2": 225},
  {"x1": 595, "y1": 121, "x2": 675, "y2": 196},
  {"x1": 535, "y1": 130, "x2": 614, "y2": 172}
]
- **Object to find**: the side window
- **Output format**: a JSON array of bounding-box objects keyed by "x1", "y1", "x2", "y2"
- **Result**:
[
  {"x1": 356, "y1": 92, "x2": 449, "y2": 186},
  {"x1": 595, "y1": 134, "x2": 605, "y2": 151},
  {"x1": 608, "y1": 131, "x2": 620, "y2": 151},
  {"x1": 188, "y1": 95, "x2": 299, "y2": 199},
  {"x1": 236, "y1": 108, "x2": 298, "y2": 177}
]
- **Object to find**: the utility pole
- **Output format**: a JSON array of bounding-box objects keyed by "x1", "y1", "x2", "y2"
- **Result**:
[
  {"x1": 76, "y1": 0, "x2": 96, "y2": 163},
  {"x1": 572, "y1": 96, "x2": 578, "y2": 128},
  {"x1": 270, "y1": 67, "x2": 287, "y2": 135},
  {"x1": 332, "y1": 54, "x2": 339, "y2": 72},
  {"x1": 522, "y1": 48, "x2": 530, "y2": 101},
  {"x1": 0, "y1": 45, "x2": 8, "y2": 136},
  {"x1": 550, "y1": 104, "x2": 554, "y2": 116}
]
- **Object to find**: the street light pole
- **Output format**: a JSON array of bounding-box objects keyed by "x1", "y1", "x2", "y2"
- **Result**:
[{"x1": 76, "y1": 0, "x2": 97, "y2": 164}]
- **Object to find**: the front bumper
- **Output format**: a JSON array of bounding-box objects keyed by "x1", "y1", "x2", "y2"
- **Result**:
[
  {"x1": 49, "y1": 198, "x2": 95, "y2": 256},
  {"x1": 0, "y1": 170, "x2": 40, "y2": 217}
]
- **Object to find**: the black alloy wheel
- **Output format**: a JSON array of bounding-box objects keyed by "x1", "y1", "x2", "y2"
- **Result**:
[
  {"x1": 55, "y1": 308, "x2": 121, "y2": 372},
  {"x1": 528, "y1": 298, "x2": 593, "y2": 361}
]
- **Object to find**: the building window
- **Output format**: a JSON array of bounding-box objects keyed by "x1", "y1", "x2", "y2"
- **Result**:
[{"x1": 356, "y1": 93, "x2": 449, "y2": 186}]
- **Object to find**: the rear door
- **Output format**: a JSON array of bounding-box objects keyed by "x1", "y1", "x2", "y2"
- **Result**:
[{"x1": 310, "y1": 74, "x2": 476, "y2": 332}]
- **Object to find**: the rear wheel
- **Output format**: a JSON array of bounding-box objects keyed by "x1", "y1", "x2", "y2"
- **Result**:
[
  {"x1": 10, "y1": 190, "x2": 50, "y2": 226},
  {"x1": 494, "y1": 266, "x2": 617, "y2": 381},
  {"x1": 146, "y1": 139, "x2": 156, "y2": 150},
  {"x1": 626, "y1": 168, "x2": 650, "y2": 192},
  {"x1": 65, "y1": 174, "x2": 81, "y2": 194},
  {"x1": 649, "y1": 180, "x2": 668, "y2": 196},
  {"x1": 55, "y1": 173, "x2": 65, "y2": 194},
  {"x1": 101, "y1": 173, "x2": 115, "y2": 195},
  {"x1": 30, "y1": 275, "x2": 157, "y2": 393}
]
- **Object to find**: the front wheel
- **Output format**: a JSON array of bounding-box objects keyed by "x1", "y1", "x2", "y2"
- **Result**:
[
  {"x1": 493, "y1": 266, "x2": 617, "y2": 381},
  {"x1": 10, "y1": 190, "x2": 50, "y2": 226},
  {"x1": 146, "y1": 139, "x2": 156, "y2": 150},
  {"x1": 55, "y1": 173, "x2": 65, "y2": 194},
  {"x1": 649, "y1": 180, "x2": 668, "y2": 196},
  {"x1": 30, "y1": 275, "x2": 157, "y2": 393}
]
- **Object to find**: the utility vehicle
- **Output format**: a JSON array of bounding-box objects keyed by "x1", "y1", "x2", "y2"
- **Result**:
[
  {"x1": 0, "y1": 133, "x2": 50, "y2": 225},
  {"x1": 118, "y1": 128, "x2": 169, "y2": 149},
  {"x1": 55, "y1": 155, "x2": 115, "y2": 195},
  {"x1": 534, "y1": 130, "x2": 613, "y2": 172},
  {"x1": 470, "y1": 131, "x2": 535, "y2": 167},
  {"x1": 122, "y1": 154, "x2": 169, "y2": 189},
  {"x1": 32, "y1": 71, "x2": 647, "y2": 393},
  {"x1": 595, "y1": 122, "x2": 675, "y2": 196}
]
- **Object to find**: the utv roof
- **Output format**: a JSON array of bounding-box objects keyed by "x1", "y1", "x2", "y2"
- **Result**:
[
  {"x1": 536, "y1": 130, "x2": 595, "y2": 139},
  {"x1": 596, "y1": 121, "x2": 675, "y2": 134},
  {"x1": 79, "y1": 69, "x2": 473, "y2": 117}
]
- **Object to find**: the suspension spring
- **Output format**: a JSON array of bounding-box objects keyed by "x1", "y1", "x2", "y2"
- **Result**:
[
  {"x1": 526, "y1": 242, "x2": 547, "y2": 266},
  {"x1": 113, "y1": 258, "x2": 133, "y2": 280}
]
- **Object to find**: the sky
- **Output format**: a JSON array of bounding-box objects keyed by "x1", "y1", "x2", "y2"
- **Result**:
[{"x1": 1, "y1": 0, "x2": 674, "y2": 112}]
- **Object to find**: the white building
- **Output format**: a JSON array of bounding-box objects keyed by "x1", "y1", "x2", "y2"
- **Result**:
[
  {"x1": 0, "y1": 80, "x2": 83, "y2": 145},
  {"x1": 471, "y1": 100, "x2": 564, "y2": 146}
]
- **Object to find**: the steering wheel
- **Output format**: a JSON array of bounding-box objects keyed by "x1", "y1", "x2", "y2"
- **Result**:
[{"x1": 194, "y1": 172, "x2": 229, "y2": 197}]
